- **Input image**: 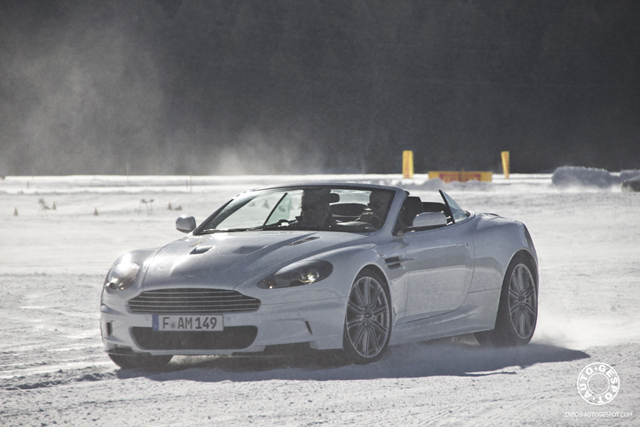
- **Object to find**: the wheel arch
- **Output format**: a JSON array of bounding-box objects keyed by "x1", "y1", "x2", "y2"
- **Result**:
[
  {"x1": 356, "y1": 264, "x2": 393, "y2": 312},
  {"x1": 316, "y1": 246, "x2": 392, "y2": 298},
  {"x1": 507, "y1": 249, "x2": 539, "y2": 290},
  {"x1": 358, "y1": 264, "x2": 390, "y2": 288},
  {"x1": 475, "y1": 248, "x2": 539, "y2": 346},
  {"x1": 342, "y1": 263, "x2": 394, "y2": 363}
]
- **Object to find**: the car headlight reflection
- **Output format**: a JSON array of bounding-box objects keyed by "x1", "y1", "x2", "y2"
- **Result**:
[
  {"x1": 257, "y1": 260, "x2": 333, "y2": 289},
  {"x1": 105, "y1": 261, "x2": 140, "y2": 290}
]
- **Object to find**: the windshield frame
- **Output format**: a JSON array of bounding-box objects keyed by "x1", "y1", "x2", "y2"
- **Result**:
[
  {"x1": 194, "y1": 185, "x2": 397, "y2": 235},
  {"x1": 439, "y1": 190, "x2": 470, "y2": 224}
]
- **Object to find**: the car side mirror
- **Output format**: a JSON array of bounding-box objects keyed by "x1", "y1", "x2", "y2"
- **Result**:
[
  {"x1": 176, "y1": 216, "x2": 196, "y2": 233},
  {"x1": 411, "y1": 212, "x2": 447, "y2": 230}
]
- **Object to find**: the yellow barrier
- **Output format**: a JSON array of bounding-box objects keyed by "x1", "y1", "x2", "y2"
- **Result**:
[
  {"x1": 402, "y1": 151, "x2": 414, "y2": 179},
  {"x1": 428, "y1": 171, "x2": 493, "y2": 183},
  {"x1": 501, "y1": 151, "x2": 510, "y2": 179}
]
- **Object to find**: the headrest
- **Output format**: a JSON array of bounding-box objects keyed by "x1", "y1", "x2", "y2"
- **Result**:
[
  {"x1": 403, "y1": 196, "x2": 424, "y2": 213},
  {"x1": 301, "y1": 189, "x2": 340, "y2": 205}
]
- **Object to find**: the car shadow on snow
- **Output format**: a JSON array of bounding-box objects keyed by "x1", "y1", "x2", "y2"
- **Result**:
[{"x1": 115, "y1": 335, "x2": 590, "y2": 383}]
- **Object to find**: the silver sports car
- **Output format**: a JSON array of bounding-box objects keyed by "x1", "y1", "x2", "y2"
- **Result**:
[{"x1": 101, "y1": 183, "x2": 538, "y2": 368}]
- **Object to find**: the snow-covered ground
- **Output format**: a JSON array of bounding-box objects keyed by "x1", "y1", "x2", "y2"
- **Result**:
[{"x1": 1, "y1": 173, "x2": 638, "y2": 426}]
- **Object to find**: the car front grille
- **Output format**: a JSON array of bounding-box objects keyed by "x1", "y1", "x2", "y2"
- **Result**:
[{"x1": 127, "y1": 288, "x2": 261, "y2": 314}]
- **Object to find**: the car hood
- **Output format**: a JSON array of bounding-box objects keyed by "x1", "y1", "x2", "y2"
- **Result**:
[{"x1": 141, "y1": 231, "x2": 367, "y2": 290}]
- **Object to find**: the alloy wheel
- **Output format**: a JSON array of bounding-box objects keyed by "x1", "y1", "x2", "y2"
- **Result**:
[{"x1": 345, "y1": 275, "x2": 391, "y2": 359}]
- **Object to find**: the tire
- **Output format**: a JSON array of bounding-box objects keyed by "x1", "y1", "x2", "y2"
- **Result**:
[
  {"x1": 108, "y1": 353, "x2": 173, "y2": 370},
  {"x1": 343, "y1": 270, "x2": 392, "y2": 364},
  {"x1": 475, "y1": 253, "x2": 538, "y2": 347}
]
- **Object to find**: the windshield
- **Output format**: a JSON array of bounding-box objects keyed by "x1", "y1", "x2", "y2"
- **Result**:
[{"x1": 197, "y1": 186, "x2": 395, "y2": 234}]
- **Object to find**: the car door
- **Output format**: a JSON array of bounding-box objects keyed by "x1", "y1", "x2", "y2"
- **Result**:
[{"x1": 401, "y1": 217, "x2": 474, "y2": 322}]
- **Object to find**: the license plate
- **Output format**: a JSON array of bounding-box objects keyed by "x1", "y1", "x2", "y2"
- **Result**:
[{"x1": 152, "y1": 315, "x2": 224, "y2": 331}]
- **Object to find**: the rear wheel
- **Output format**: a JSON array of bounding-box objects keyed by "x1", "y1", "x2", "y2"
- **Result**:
[
  {"x1": 108, "y1": 353, "x2": 173, "y2": 370},
  {"x1": 475, "y1": 253, "x2": 538, "y2": 346},
  {"x1": 343, "y1": 270, "x2": 392, "y2": 364}
]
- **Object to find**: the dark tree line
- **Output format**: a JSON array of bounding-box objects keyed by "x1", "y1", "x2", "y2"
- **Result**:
[{"x1": 1, "y1": 0, "x2": 639, "y2": 175}]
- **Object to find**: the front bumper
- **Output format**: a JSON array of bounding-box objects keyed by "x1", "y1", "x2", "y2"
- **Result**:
[{"x1": 101, "y1": 296, "x2": 347, "y2": 356}]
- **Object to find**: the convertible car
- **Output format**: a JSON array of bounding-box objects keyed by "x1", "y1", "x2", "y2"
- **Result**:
[{"x1": 101, "y1": 183, "x2": 538, "y2": 368}]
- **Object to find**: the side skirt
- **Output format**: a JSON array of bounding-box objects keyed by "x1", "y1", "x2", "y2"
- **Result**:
[{"x1": 389, "y1": 289, "x2": 500, "y2": 345}]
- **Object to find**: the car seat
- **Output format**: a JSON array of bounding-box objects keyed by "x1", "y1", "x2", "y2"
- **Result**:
[{"x1": 400, "y1": 196, "x2": 424, "y2": 227}]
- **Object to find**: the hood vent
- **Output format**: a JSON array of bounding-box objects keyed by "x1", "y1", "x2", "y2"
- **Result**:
[
  {"x1": 233, "y1": 245, "x2": 265, "y2": 255},
  {"x1": 288, "y1": 236, "x2": 320, "y2": 246},
  {"x1": 190, "y1": 246, "x2": 212, "y2": 255}
]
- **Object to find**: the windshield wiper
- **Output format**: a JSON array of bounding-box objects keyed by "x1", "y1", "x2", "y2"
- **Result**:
[
  {"x1": 263, "y1": 219, "x2": 297, "y2": 229},
  {"x1": 198, "y1": 229, "x2": 222, "y2": 235},
  {"x1": 200, "y1": 228, "x2": 252, "y2": 234},
  {"x1": 202, "y1": 220, "x2": 296, "y2": 234}
]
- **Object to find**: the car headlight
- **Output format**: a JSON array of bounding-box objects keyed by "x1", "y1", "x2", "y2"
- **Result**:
[
  {"x1": 105, "y1": 261, "x2": 140, "y2": 290},
  {"x1": 257, "y1": 260, "x2": 333, "y2": 289}
]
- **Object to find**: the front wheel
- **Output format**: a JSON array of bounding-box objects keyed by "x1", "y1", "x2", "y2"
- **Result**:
[
  {"x1": 343, "y1": 270, "x2": 392, "y2": 364},
  {"x1": 475, "y1": 253, "x2": 538, "y2": 346},
  {"x1": 108, "y1": 353, "x2": 173, "y2": 370}
]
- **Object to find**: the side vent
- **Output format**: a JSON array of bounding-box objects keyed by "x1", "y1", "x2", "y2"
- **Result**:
[{"x1": 385, "y1": 257, "x2": 402, "y2": 270}]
